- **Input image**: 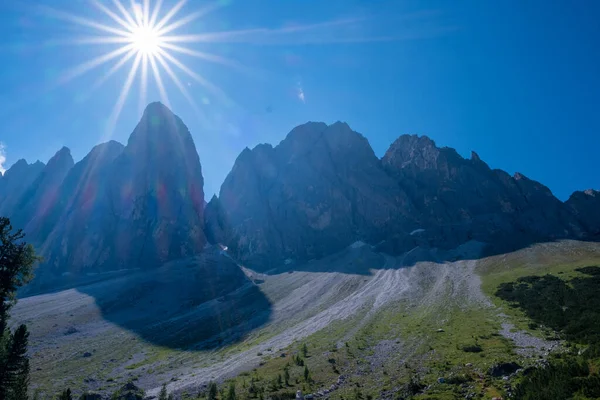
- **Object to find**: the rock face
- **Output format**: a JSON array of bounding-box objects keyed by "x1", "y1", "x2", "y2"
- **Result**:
[
  {"x1": 567, "y1": 190, "x2": 600, "y2": 236},
  {"x1": 10, "y1": 147, "x2": 74, "y2": 235},
  {"x1": 218, "y1": 128, "x2": 597, "y2": 267},
  {"x1": 219, "y1": 121, "x2": 415, "y2": 268},
  {"x1": 0, "y1": 159, "x2": 45, "y2": 216},
  {"x1": 204, "y1": 195, "x2": 231, "y2": 245},
  {"x1": 5, "y1": 103, "x2": 208, "y2": 289},
  {"x1": 381, "y1": 135, "x2": 584, "y2": 252},
  {"x1": 3, "y1": 110, "x2": 599, "y2": 287}
]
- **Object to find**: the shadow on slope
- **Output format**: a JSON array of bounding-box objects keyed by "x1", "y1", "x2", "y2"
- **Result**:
[
  {"x1": 257, "y1": 231, "x2": 600, "y2": 277},
  {"x1": 76, "y1": 250, "x2": 272, "y2": 350}
]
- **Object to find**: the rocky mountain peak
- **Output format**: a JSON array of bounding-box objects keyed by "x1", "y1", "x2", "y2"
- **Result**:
[
  {"x1": 48, "y1": 146, "x2": 74, "y2": 167},
  {"x1": 382, "y1": 134, "x2": 440, "y2": 171}
]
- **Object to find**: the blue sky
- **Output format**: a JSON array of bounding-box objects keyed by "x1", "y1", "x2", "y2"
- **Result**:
[{"x1": 0, "y1": 0, "x2": 598, "y2": 200}]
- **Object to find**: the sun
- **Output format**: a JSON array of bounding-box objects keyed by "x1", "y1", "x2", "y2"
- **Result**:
[
  {"x1": 46, "y1": 0, "x2": 237, "y2": 137},
  {"x1": 129, "y1": 25, "x2": 162, "y2": 56}
]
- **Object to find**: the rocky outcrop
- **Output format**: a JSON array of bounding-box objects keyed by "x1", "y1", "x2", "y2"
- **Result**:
[
  {"x1": 221, "y1": 130, "x2": 596, "y2": 265},
  {"x1": 381, "y1": 134, "x2": 584, "y2": 251},
  {"x1": 26, "y1": 103, "x2": 208, "y2": 285},
  {"x1": 204, "y1": 195, "x2": 230, "y2": 245},
  {"x1": 6, "y1": 110, "x2": 599, "y2": 287},
  {"x1": 566, "y1": 189, "x2": 600, "y2": 236},
  {"x1": 219, "y1": 121, "x2": 416, "y2": 268},
  {"x1": 10, "y1": 147, "x2": 74, "y2": 234},
  {"x1": 0, "y1": 159, "x2": 45, "y2": 216}
]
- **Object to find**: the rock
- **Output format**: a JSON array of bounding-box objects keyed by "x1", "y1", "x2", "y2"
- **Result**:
[
  {"x1": 489, "y1": 362, "x2": 522, "y2": 377},
  {"x1": 437, "y1": 377, "x2": 446, "y2": 384},
  {"x1": 0, "y1": 159, "x2": 45, "y2": 216},
  {"x1": 64, "y1": 326, "x2": 78, "y2": 335},
  {"x1": 112, "y1": 382, "x2": 145, "y2": 400},
  {"x1": 437, "y1": 328, "x2": 445, "y2": 333},
  {"x1": 218, "y1": 122, "x2": 415, "y2": 269},
  {"x1": 82, "y1": 352, "x2": 92, "y2": 358},
  {"x1": 22, "y1": 102, "x2": 208, "y2": 292},
  {"x1": 80, "y1": 393, "x2": 103, "y2": 400},
  {"x1": 566, "y1": 189, "x2": 600, "y2": 235}
]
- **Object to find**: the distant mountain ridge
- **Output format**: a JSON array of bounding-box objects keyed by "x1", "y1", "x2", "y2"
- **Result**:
[{"x1": 1, "y1": 102, "x2": 598, "y2": 287}]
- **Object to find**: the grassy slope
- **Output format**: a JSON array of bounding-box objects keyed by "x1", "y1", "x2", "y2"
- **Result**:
[
  {"x1": 17, "y1": 240, "x2": 600, "y2": 399},
  {"x1": 205, "y1": 241, "x2": 600, "y2": 400}
]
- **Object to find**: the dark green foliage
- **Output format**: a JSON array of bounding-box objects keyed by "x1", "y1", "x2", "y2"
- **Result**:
[
  {"x1": 496, "y1": 270, "x2": 600, "y2": 400},
  {"x1": 303, "y1": 365, "x2": 310, "y2": 382},
  {"x1": 284, "y1": 367, "x2": 290, "y2": 386},
  {"x1": 445, "y1": 374, "x2": 472, "y2": 385},
  {"x1": 207, "y1": 382, "x2": 218, "y2": 400},
  {"x1": 513, "y1": 357, "x2": 594, "y2": 400},
  {"x1": 277, "y1": 373, "x2": 282, "y2": 388},
  {"x1": 495, "y1": 269, "x2": 600, "y2": 344},
  {"x1": 301, "y1": 343, "x2": 308, "y2": 358},
  {"x1": 294, "y1": 354, "x2": 304, "y2": 367},
  {"x1": 159, "y1": 384, "x2": 168, "y2": 400},
  {"x1": 397, "y1": 376, "x2": 426, "y2": 399},
  {"x1": 461, "y1": 345, "x2": 482, "y2": 353},
  {"x1": 59, "y1": 389, "x2": 73, "y2": 400},
  {"x1": 226, "y1": 382, "x2": 236, "y2": 400},
  {"x1": 0, "y1": 217, "x2": 38, "y2": 400},
  {"x1": 110, "y1": 381, "x2": 145, "y2": 400}
]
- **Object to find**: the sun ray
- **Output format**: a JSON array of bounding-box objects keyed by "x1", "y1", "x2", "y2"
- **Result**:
[
  {"x1": 91, "y1": 48, "x2": 138, "y2": 92},
  {"x1": 156, "y1": 3, "x2": 219, "y2": 37},
  {"x1": 105, "y1": 52, "x2": 143, "y2": 139},
  {"x1": 154, "y1": 0, "x2": 187, "y2": 32},
  {"x1": 92, "y1": 0, "x2": 132, "y2": 32},
  {"x1": 160, "y1": 18, "x2": 366, "y2": 44},
  {"x1": 149, "y1": 0, "x2": 164, "y2": 27},
  {"x1": 58, "y1": 44, "x2": 136, "y2": 85},
  {"x1": 139, "y1": 54, "x2": 149, "y2": 116},
  {"x1": 148, "y1": 55, "x2": 170, "y2": 107},
  {"x1": 143, "y1": 0, "x2": 151, "y2": 28},
  {"x1": 44, "y1": 36, "x2": 132, "y2": 46},
  {"x1": 156, "y1": 47, "x2": 228, "y2": 101},
  {"x1": 154, "y1": 52, "x2": 201, "y2": 114},
  {"x1": 131, "y1": 0, "x2": 144, "y2": 27},
  {"x1": 39, "y1": 6, "x2": 131, "y2": 37},
  {"x1": 112, "y1": 0, "x2": 138, "y2": 29},
  {"x1": 159, "y1": 42, "x2": 248, "y2": 72}
]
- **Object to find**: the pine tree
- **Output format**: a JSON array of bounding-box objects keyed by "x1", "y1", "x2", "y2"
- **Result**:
[
  {"x1": 0, "y1": 217, "x2": 38, "y2": 399},
  {"x1": 226, "y1": 382, "x2": 236, "y2": 400},
  {"x1": 207, "y1": 381, "x2": 218, "y2": 400},
  {"x1": 304, "y1": 365, "x2": 310, "y2": 382},
  {"x1": 284, "y1": 367, "x2": 290, "y2": 386},
  {"x1": 59, "y1": 388, "x2": 73, "y2": 400},
  {"x1": 277, "y1": 374, "x2": 282, "y2": 388},
  {"x1": 301, "y1": 343, "x2": 308, "y2": 358},
  {"x1": 159, "y1": 384, "x2": 168, "y2": 400}
]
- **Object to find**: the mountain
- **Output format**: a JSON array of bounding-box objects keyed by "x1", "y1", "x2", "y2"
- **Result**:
[
  {"x1": 566, "y1": 189, "x2": 600, "y2": 236},
  {"x1": 0, "y1": 159, "x2": 45, "y2": 216},
  {"x1": 218, "y1": 126, "x2": 597, "y2": 268},
  {"x1": 218, "y1": 121, "x2": 416, "y2": 269},
  {"x1": 5, "y1": 103, "x2": 209, "y2": 291},
  {"x1": 379, "y1": 134, "x2": 585, "y2": 253},
  {"x1": 10, "y1": 147, "x2": 74, "y2": 234},
  {"x1": 2, "y1": 107, "x2": 599, "y2": 288}
]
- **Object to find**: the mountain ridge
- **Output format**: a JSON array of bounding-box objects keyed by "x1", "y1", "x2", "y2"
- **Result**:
[{"x1": 0, "y1": 103, "x2": 598, "y2": 288}]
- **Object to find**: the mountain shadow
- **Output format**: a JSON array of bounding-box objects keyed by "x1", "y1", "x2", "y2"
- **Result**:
[{"x1": 75, "y1": 249, "x2": 272, "y2": 350}]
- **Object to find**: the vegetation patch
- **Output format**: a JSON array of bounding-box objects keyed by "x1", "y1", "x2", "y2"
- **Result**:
[{"x1": 494, "y1": 266, "x2": 600, "y2": 400}]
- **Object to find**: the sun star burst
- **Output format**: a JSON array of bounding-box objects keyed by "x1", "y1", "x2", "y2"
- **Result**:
[{"x1": 46, "y1": 0, "x2": 235, "y2": 138}]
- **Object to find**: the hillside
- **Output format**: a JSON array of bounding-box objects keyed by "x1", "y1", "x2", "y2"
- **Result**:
[{"x1": 12, "y1": 240, "x2": 600, "y2": 399}]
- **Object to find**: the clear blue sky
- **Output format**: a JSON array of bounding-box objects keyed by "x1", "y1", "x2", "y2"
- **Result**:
[{"x1": 0, "y1": 0, "x2": 598, "y2": 200}]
